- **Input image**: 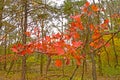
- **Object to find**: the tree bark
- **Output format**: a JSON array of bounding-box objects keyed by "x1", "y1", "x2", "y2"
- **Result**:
[
  {"x1": 90, "y1": 53, "x2": 97, "y2": 80},
  {"x1": 70, "y1": 65, "x2": 79, "y2": 80},
  {"x1": 104, "y1": 46, "x2": 111, "y2": 67},
  {"x1": 46, "y1": 56, "x2": 51, "y2": 76},
  {"x1": 21, "y1": 0, "x2": 27, "y2": 80},
  {"x1": 0, "y1": 0, "x2": 4, "y2": 29},
  {"x1": 98, "y1": 54, "x2": 103, "y2": 76},
  {"x1": 4, "y1": 34, "x2": 7, "y2": 71},
  {"x1": 111, "y1": 35, "x2": 119, "y2": 68}
]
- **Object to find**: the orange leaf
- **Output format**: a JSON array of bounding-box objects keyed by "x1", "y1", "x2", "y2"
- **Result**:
[
  {"x1": 74, "y1": 55, "x2": 81, "y2": 66},
  {"x1": 70, "y1": 15, "x2": 81, "y2": 22},
  {"x1": 78, "y1": 23, "x2": 84, "y2": 30},
  {"x1": 70, "y1": 22, "x2": 76, "y2": 27},
  {"x1": 105, "y1": 43, "x2": 110, "y2": 47},
  {"x1": 85, "y1": 1, "x2": 90, "y2": 7},
  {"x1": 64, "y1": 34, "x2": 71, "y2": 40},
  {"x1": 88, "y1": 11, "x2": 92, "y2": 16},
  {"x1": 55, "y1": 59, "x2": 62, "y2": 67},
  {"x1": 75, "y1": 22, "x2": 84, "y2": 30},
  {"x1": 72, "y1": 32, "x2": 80, "y2": 39},
  {"x1": 72, "y1": 41, "x2": 83, "y2": 48},
  {"x1": 90, "y1": 42, "x2": 95, "y2": 47},
  {"x1": 26, "y1": 48, "x2": 33, "y2": 54},
  {"x1": 92, "y1": 33, "x2": 100, "y2": 40},
  {"x1": 25, "y1": 32, "x2": 30, "y2": 37},
  {"x1": 45, "y1": 36, "x2": 51, "y2": 42},
  {"x1": 11, "y1": 48, "x2": 18, "y2": 53},
  {"x1": 83, "y1": 7, "x2": 88, "y2": 13},
  {"x1": 56, "y1": 47, "x2": 65, "y2": 55},
  {"x1": 21, "y1": 50, "x2": 26, "y2": 55},
  {"x1": 104, "y1": 19, "x2": 109, "y2": 24},
  {"x1": 101, "y1": 23, "x2": 108, "y2": 29},
  {"x1": 53, "y1": 33, "x2": 61, "y2": 39},
  {"x1": 89, "y1": 24, "x2": 94, "y2": 31},
  {"x1": 91, "y1": 5, "x2": 99, "y2": 12}
]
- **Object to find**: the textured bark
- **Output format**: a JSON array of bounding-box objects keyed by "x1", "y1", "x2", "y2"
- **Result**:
[
  {"x1": 7, "y1": 60, "x2": 14, "y2": 75},
  {"x1": 98, "y1": 54, "x2": 103, "y2": 76},
  {"x1": 90, "y1": 53, "x2": 97, "y2": 80},
  {"x1": 112, "y1": 36, "x2": 119, "y2": 68},
  {"x1": 46, "y1": 56, "x2": 51, "y2": 76},
  {"x1": 104, "y1": 46, "x2": 111, "y2": 67},
  {"x1": 0, "y1": 0, "x2": 4, "y2": 29},
  {"x1": 40, "y1": 19, "x2": 44, "y2": 76},
  {"x1": 21, "y1": 0, "x2": 27, "y2": 80},
  {"x1": 70, "y1": 65, "x2": 79, "y2": 80},
  {"x1": 4, "y1": 35, "x2": 7, "y2": 71},
  {"x1": 40, "y1": 54, "x2": 43, "y2": 76}
]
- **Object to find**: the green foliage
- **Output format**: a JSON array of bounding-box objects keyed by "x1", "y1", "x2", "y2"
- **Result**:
[
  {"x1": 63, "y1": 0, "x2": 86, "y2": 15},
  {"x1": 102, "y1": 66, "x2": 120, "y2": 76}
]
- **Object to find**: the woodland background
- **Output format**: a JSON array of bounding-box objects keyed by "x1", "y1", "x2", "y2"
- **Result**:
[{"x1": 0, "y1": 0, "x2": 120, "y2": 80}]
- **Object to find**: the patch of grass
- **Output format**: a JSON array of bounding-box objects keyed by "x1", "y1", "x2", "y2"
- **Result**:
[{"x1": 102, "y1": 66, "x2": 120, "y2": 76}]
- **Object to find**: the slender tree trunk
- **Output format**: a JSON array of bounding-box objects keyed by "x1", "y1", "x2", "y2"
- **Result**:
[
  {"x1": 0, "y1": 0, "x2": 4, "y2": 70},
  {"x1": 111, "y1": 36, "x2": 119, "y2": 68},
  {"x1": 0, "y1": 0, "x2": 4, "y2": 29},
  {"x1": 46, "y1": 56, "x2": 51, "y2": 76},
  {"x1": 40, "y1": 54, "x2": 43, "y2": 76},
  {"x1": 70, "y1": 65, "x2": 79, "y2": 80},
  {"x1": 90, "y1": 53, "x2": 97, "y2": 80},
  {"x1": 4, "y1": 35, "x2": 7, "y2": 71},
  {"x1": 62, "y1": 59, "x2": 65, "y2": 77},
  {"x1": 104, "y1": 46, "x2": 111, "y2": 67},
  {"x1": 81, "y1": 60, "x2": 85, "y2": 80},
  {"x1": 22, "y1": 56, "x2": 26, "y2": 80},
  {"x1": 21, "y1": 0, "x2": 27, "y2": 80},
  {"x1": 7, "y1": 60, "x2": 14, "y2": 75},
  {"x1": 98, "y1": 54, "x2": 103, "y2": 76},
  {"x1": 40, "y1": 19, "x2": 44, "y2": 76}
]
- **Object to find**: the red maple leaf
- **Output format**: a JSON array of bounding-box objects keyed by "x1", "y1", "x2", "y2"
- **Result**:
[
  {"x1": 55, "y1": 59, "x2": 62, "y2": 67},
  {"x1": 72, "y1": 41, "x2": 83, "y2": 48},
  {"x1": 91, "y1": 5, "x2": 99, "y2": 12},
  {"x1": 104, "y1": 19, "x2": 109, "y2": 24},
  {"x1": 11, "y1": 47, "x2": 18, "y2": 53},
  {"x1": 56, "y1": 47, "x2": 65, "y2": 55},
  {"x1": 70, "y1": 15, "x2": 81, "y2": 22},
  {"x1": 25, "y1": 32, "x2": 30, "y2": 37},
  {"x1": 85, "y1": 1, "x2": 90, "y2": 7},
  {"x1": 45, "y1": 36, "x2": 51, "y2": 42}
]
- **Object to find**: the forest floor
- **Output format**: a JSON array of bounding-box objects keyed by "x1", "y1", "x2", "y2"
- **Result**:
[{"x1": 0, "y1": 61, "x2": 120, "y2": 80}]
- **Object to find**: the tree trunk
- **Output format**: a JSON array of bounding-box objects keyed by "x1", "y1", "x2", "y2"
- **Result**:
[
  {"x1": 104, "y1": 46, "x2": 111, "y2": 67},
  {"x1": 4, "y1": 35, "x2": 7, "y2": 71},
  {"x1": 98, "y1": 54, "x2": 103, "y2": 76},
  {"x1": 21, "y1": 0, "x2": 27, "y2": 80},
  {"x1": 0, "y1": 0, "x2": 4, "y2": 29},
  {"x1": 7, "y1": 60, "x2": 14, "y2": 75},
  {"x1": 81, "y1": 60, "x2": 85, "y2": 80},
  {"x1": 40, "y1": 19, "x2": 44, "y2": 76},
  {"x1": 40, "y1": 54, "x2": 43, "y2": 76},
  {"x1": 90, "y1": 53, "x2": 97, "y2": 80},
  {"x1": 112, "y1": 36, "x2": 119, "y2": 68},
  {"x1": 22, "y1": 56, "x2": 26, "y2": 80},
  {"x1": 70, "y1": 65, "x2": 79, "y2": 80},
  {"x1": 46, "y1": 56, "x2": 51, "y2": 76}
]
